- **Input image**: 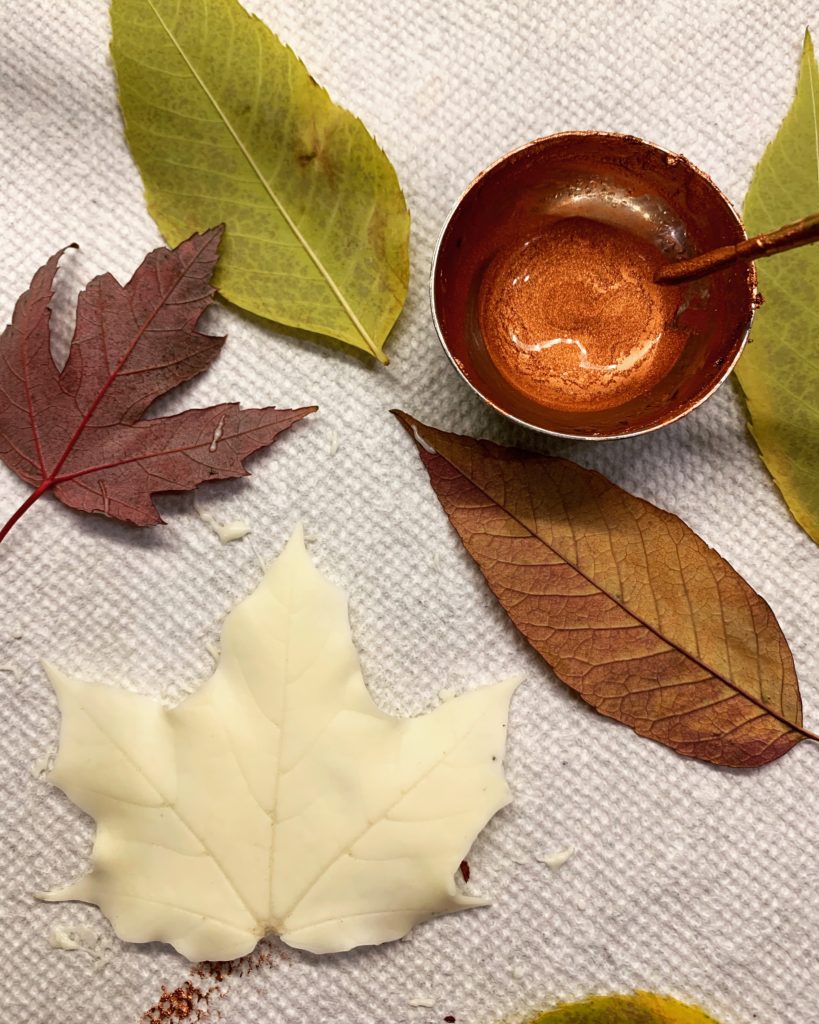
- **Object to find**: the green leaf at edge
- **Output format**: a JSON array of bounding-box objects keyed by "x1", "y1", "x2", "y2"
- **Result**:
[
  {"x1": 529, "y1": 992, "x2": 723, "y2": 1024},
  {"x1": 110, "y1": 0, "x2": 410, "y2": 363},
  {"x1": 737, "y1": 29, "x2": 819, "y2": 543}
]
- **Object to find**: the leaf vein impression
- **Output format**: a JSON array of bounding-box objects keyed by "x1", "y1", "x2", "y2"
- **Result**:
[
  {"x1": 76, "y1": 695, "x2": 259, "y2": 925},
  {"x1": 143, "y1": 0, "x2": 384, "y2": 362},
  {"x1": 286, "y1": 905, "x2": 426, "y2": 935},
  {"x1": 108, "y1": 889, "x2": 254, "y2": 932},
  {"x1": 266, "y1": 566, "x2": 294, "y2": 923},
  {"x1": 279, "y1": 710, "x2": 484, "y2": 928}
]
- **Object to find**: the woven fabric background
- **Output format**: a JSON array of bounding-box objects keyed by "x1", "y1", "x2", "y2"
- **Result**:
[{"x1": 1, "y1": 1, "x2": 818, "y2": 1022}]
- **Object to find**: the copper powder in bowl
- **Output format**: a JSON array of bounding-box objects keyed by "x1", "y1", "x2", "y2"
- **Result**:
[
  {"x1": 432, "y1": 132, "x2": 756, "y2": 439},
  {"x1": 478, "y1": 217, "x2": 690, "y2": 413}
]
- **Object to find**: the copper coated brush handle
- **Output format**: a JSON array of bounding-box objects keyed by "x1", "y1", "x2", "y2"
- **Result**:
[{"x1": 655, "y1": 212, "x2": 819, "y2": 284}]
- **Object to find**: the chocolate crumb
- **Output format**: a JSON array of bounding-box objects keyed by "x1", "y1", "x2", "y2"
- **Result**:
[{"x1": 459, "y1": 860, "x2": 470, "y2": 883}]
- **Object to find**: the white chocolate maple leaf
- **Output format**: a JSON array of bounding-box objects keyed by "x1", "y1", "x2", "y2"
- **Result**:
[{"x1": 39, "y1": 526, "x2": 520, "y2": 962}]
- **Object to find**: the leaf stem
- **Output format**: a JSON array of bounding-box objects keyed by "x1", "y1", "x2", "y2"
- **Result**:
[{"x1": 0, "y1": 479, "x2": 52, "y2": 546}]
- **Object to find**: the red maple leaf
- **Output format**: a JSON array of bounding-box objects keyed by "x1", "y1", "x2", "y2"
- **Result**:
[{"x1": 0, "y1": 226, "x2": 315, "y2": 542}]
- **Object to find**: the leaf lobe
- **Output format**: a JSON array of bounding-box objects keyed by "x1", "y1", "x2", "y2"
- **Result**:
[{"x1": 0, "y1": 227, "x2": 315, "y2": 538}]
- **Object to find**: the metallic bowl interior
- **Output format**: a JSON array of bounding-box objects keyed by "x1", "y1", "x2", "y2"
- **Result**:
[{"x1": 430, "y1": 132, "x2": 757, "y2": 439}]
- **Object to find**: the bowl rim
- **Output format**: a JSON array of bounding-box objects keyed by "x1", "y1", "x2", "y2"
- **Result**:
[{"x1": 428, "y1": 129, "x2": 757, "y2": 441}]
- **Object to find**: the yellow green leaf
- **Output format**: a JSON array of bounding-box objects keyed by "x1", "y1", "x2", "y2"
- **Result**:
[
  {"x1": 737, "y1": 30, "x2": 819, "y2": 542},
  {"x1": 110, "y1": 0, "x2": 410, "y2": 363},
  {"x1": 529, "y1": 992, "x2": 723, "y2": 1024}
]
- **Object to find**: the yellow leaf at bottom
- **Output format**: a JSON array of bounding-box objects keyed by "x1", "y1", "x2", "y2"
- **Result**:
[{"x1": 530, "y1": 992, "x2": 723, "y2": 1024}]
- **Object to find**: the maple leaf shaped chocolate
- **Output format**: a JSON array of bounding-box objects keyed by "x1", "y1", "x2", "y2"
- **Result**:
[
  {"x1": 0, "y1": 227, "x2": 315, "y2": 537},
  {"x1": 40, "y1": 527, "x2": 520, "y2": 961}
]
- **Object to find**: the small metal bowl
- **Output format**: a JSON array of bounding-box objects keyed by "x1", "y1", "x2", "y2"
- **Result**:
[{"x1": 430, "y1": 132, "x2": 757, "y2": 440}]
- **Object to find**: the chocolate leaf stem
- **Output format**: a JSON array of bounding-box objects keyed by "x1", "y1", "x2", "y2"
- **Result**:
[{"x1": 394, "y1": 410, "x2": 815, "y2": 767}]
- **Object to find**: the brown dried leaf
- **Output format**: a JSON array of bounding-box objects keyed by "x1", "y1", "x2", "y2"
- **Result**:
[{"x1": 395, "y1": 412, "x2": 811, "y2": 768}]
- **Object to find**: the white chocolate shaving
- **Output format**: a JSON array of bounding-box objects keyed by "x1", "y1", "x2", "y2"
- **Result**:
[{"x1": 540, "y1": 846, "x2": 574, "y2": 870}]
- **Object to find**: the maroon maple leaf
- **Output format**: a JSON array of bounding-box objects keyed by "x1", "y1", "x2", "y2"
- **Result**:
[{"x1": 0, "y1": 226, "x2": 315, "y2": 541}]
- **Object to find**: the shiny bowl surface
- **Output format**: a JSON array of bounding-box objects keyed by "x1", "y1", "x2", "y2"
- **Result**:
[{"x1": 430, "y1": 132, "x2": 757, "y2": 439}]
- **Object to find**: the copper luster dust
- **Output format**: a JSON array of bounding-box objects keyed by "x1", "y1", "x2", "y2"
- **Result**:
[{"x1": 478, "y1": 217, "x2": 688, "y2": 413}]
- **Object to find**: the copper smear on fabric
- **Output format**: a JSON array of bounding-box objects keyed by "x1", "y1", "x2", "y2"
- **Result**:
[
  {"x1": 142, "y1": 980, "x2": 212, "y2": 1023},
  {"x1": 140, "y1": 942, "x2": 278, "y2": 1022},
  {"x1": 432, "y1": 132, "x2": 757, "y2": 439}
]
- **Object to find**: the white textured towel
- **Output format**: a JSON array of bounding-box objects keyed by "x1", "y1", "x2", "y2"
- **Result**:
[{"x1": 1, "y1": 1, "x2": 818, "y2": 1022}]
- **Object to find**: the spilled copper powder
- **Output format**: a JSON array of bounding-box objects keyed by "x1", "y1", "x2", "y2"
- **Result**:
[
  {"x1": 140, "y1": 941, "x2": 279, "y2": 1022},
  {"x1": 142, "y1": 980, "x2": 214, "y2": 1023},
  {"x1": 478, "y1": 217, "x2": 688, "y2": 413}
]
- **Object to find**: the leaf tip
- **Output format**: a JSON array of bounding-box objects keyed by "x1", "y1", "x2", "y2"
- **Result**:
[
  {"x1": 34, "y1": 880, "x2": 86, "y2": 904},
  {"x1": 186, "y1": 224, "x2": 225, "y2": 260},
  {"x1": 43, "y1": 243, "x2": 79, "y2": 275},
  {"x1": 396, "y1": 412, "x2": 438, "y2": 456},
  {"x1": 41, "y1": 661, "x2": 83, "y2": 706},
  {"x1": 40, "y1": 659, "x2": 62, "y2": 688},
  {"x1": 501, "y1": 671, "x2": 526, "y2": 698},
  {"x1": 391, "y1": 409, "x2": 425, "y2": 439},
  {"x1": 287, "y1": 521, "x2": 306, "y2": 551},
  {"x1": 800, "y1": 26, "x2": 817, "y2": 72},
  {"x1": 452, "y1": 892, "x2": 490, "y2": 911}
]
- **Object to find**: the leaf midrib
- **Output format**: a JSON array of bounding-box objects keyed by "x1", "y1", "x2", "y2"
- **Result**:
[
  {"x1": 73, "y1": 692, "x2": 260, "y2": 928},
  {"x1": 420, "y1": 426, "x2": 814, "y2": 742},
  {"x1": 277, "y1": 700, "x2": 487, "y2": 931},
  {"x1": 52, "y1": 414, "x2": 291, "y2": 484},
  {"x1": 47, "y1": 237, "x2": 212, "y2": 483},
  {"x1": 143, "y1": 0, "x2": 385, "y2": 362}
]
